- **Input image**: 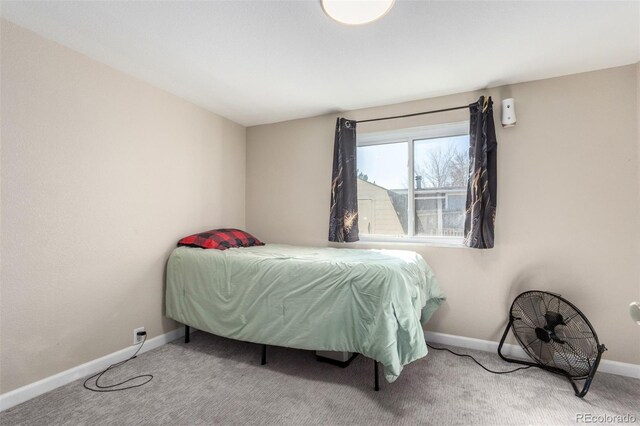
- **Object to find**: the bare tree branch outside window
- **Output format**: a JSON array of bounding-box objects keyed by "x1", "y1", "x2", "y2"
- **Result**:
[{"x1": 414, "y1": 145, "x2": 468, "y2": 188}]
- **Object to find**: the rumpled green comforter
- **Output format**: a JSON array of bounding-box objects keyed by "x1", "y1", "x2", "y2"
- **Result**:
[{"x1": 166, "y1": 244, "x2": 445, "y2": 382}]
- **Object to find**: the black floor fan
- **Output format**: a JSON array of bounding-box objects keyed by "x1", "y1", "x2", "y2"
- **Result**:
[{"x1": 498, "y1": 290, "x2": 607, "y2": 398}]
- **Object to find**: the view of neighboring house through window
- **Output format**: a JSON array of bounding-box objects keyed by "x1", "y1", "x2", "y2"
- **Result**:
[{"x1": 356, "y1": 122, "x2": 469, "y2": 243}]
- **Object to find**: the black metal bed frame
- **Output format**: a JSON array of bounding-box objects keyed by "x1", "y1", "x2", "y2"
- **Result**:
[{"x1": 184, "y1": 325, "x2": 380, "y2": 391}]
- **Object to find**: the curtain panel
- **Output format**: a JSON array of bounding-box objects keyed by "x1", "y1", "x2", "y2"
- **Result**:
[
  {"x1": 328, "y1": 118, "x2": 359, "y2": 242},
  {"x1": 464, "y1": 96, "x2": 498, "y2": 249}
]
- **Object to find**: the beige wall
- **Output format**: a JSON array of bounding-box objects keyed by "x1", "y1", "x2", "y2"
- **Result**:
[
  {"x1": 0, "y1": 21, "x2": 246, "y2": 393},
  {"x1": 247, "y1": 64, "x2": 640, "y2": 365}
]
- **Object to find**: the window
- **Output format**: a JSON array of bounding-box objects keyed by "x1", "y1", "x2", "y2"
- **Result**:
[{"x1": 356, "y1": 122, "x2": 469, "y2": 244}]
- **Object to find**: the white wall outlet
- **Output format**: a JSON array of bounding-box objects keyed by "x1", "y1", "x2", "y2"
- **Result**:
[{"x1": 133, "y1": 327, "x2": 145, "y2": 345}]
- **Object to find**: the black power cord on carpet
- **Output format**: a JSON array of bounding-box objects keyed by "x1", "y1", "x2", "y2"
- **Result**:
[
  {"x1": 426, "y1": 343, "x2": 532, "y2": 375},
  {"x1": 83, "y1": 332, "x2": 153, "y2": 392}
]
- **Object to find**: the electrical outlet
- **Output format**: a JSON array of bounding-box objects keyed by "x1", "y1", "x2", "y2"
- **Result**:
[{"x1": 133, "y1": 327, "x2": 145, "y2": 345}]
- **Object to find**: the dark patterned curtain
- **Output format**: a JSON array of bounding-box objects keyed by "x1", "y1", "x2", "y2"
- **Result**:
[
  {"x1": 464, "y1": 96, "x2": 498, "y2": 248},
  {"x1": 328, "y1": 118, "x2": 359, "y2": 242}
]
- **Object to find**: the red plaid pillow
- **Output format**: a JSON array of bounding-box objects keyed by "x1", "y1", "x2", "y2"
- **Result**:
[{"x1": 177, "y1": 228, "x2": 265, "y2": 250}]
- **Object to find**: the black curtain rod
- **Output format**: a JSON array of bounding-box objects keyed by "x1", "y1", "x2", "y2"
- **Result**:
[{"x1": 355, "y1": 104, "x2": 469, "y2": 124}]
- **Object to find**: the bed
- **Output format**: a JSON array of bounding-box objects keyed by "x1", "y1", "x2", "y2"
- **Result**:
[{"x1": 165, "y1": 243, "x2": 445, "y2": 384}]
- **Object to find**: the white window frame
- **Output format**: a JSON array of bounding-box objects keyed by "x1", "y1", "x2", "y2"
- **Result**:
[{"x1": 356, "y1": 121, "x2": 469, "y2": 246}]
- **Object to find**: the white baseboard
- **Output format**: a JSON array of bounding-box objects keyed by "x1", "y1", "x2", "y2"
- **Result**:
[
  {"x1": 0, "y1": 326, "x2": 190, "y2": 411},
  {"x1": 424, "y1": 331, "x2": 640, "y2": 380}
]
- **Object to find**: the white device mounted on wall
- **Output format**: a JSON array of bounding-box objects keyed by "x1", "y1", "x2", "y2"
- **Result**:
[
  {"x1": 501, "y1": 98, "x2": 516, "y2": 127},
  {"x1": 630, "y1": 301, "x2": 640, "y2": 325}
]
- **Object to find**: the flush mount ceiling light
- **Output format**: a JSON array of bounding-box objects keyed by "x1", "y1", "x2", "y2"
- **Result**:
[{"x1": 321, "y1": 0, "x2": 395, "y2": 25}]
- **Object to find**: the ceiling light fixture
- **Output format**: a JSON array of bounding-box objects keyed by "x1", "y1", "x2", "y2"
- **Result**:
[{"x1": 321, "y1": 0, "x2": 395, "y2": 25}]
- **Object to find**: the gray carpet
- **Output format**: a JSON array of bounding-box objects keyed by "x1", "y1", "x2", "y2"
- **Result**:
[{"x1": 2, "y1": 331, "x2": 639, "y2": 425}]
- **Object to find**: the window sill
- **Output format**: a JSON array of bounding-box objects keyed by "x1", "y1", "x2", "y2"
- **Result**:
[{"x1": 332, "y1": 235, "x2": 466, "y2": 249}]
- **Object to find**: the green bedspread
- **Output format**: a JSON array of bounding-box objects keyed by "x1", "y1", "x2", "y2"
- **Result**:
[{"x1": 166, "y1": 244, "x2": 445, "y2": 382}]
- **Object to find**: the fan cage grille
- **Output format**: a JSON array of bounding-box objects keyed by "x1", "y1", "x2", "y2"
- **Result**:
[{"x1": 510, "y1": 291, "x2": 599, "y2": 379}]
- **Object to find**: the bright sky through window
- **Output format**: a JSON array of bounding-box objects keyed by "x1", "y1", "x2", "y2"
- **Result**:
[
  {"x1": 357, "y1": 135, "x2": 468, "y2": 190},
  {"x1": 357, "y1": 142, "x2": 407, "y2": 189}
]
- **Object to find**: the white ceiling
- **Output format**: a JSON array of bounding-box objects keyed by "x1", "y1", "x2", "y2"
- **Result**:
[{"x1": 2, "y1": 1, "x2": 639, "y2": 126}]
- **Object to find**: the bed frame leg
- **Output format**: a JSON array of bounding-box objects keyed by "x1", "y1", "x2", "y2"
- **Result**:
[
  {"x1": 185, "y1": 325, "x2": 190, "y2": 344},
  {"x1": 261, "y1": 344, "x2": 267, "y2": 365},
  {"x1": 374, "y1": 360, "x2": 380, "y2": 391}
]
